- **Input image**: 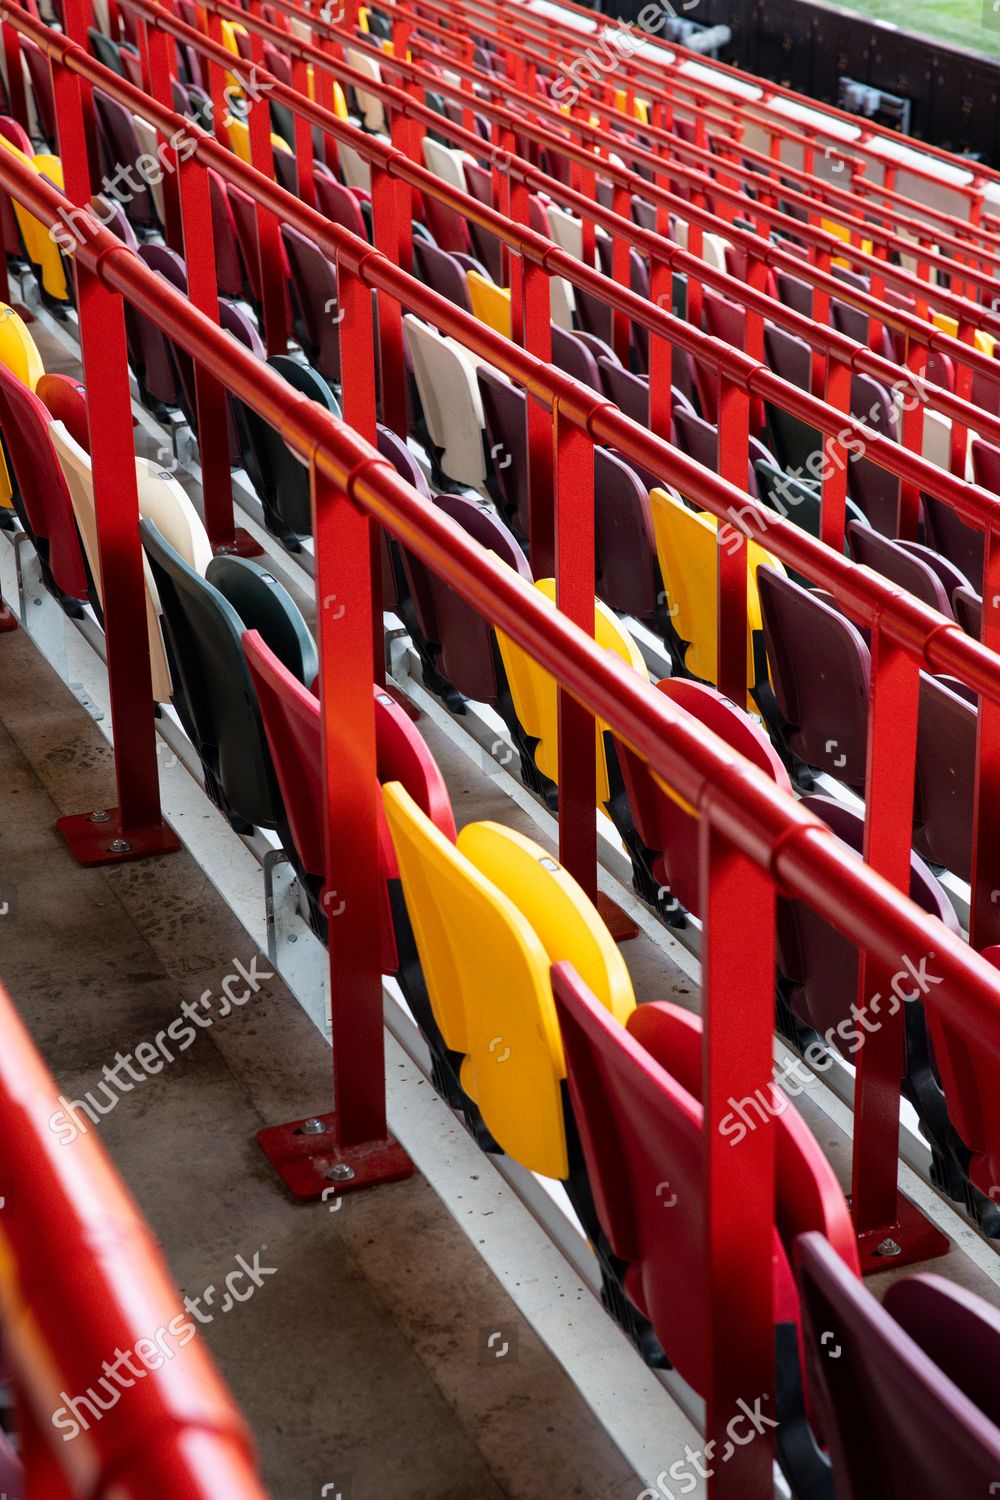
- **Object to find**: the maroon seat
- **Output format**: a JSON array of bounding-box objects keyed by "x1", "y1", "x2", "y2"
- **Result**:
[
  {"x1": 952, "y1": 584, "x2": 982, "y2": 637},
  {"x1": 846, "y1": 521, "x2": 956, "y2": 618},
  {"x1": 830, "y1": 295, "x2": 895, "y2": 362},
  {"x1": 778, "y1": 793, "x2": 960, "y2": 1164},
  {"x1": 412, "y1": 238, "x2": 475, "y2": 314},
  {"x1": 228, "y1": 181, "x2": 293, "y2": 339},
  {"x1": 758, "y1": 566, "x2": 871, "y2": 789},
  {"x1": 399, "y1": 491, "x2": 531, "y2": 705},
  {"x1": 913, "y1": 672, "x2": 976, "y2": 881},
  {"x1": 0, "y1": 117, "x2": 31, "y2": 262},
  {"x1": 615, "y1": 678, "x2": 792, "y2": 921},
  {"x1": 93, "y1": 89, "x2": 159, "y2": 234},
  {"x1": 795, "y1": 1231, "x2": 1000, "y2": 1498},
  {"x1": 673, "y1": 405, "x2": 776, "y2": 498},
  {"x1": 552, "y1": 964, "x2": 859, "y2": 1411},
  {"x1": 243, "y1": 632, "x2": 456, "y2": 972},
  {"x1": 775, "y1": 269, "x2": 813, "y2": 317},
  {"x1": 208, "y1": 169, "x2": 250, "y2": 301},
  {"x1": 592, "y1": 447, "x2": 660, "y2": 622},
  {"x1": 551, "y1": 324, "x2": 602, "y2": 394},
  {"x1": 597, "y1": 358, "x2": 650, "y2": 426},
  {"x1": 461, "y1": 159, "x2": 504, "y2": 283},
  {"x1": 314, "y1": 170, "x2": 370, "y2": 242},
  {"x1": 923, "y1": 489, "x2": 984, "y2": 588},
  {"x1": 21, "y1": 37, "x2": 56, "y2": 145},
  {"x1": 477, "y1": 367, "x2": 530, "y2": 535},
  {"x1": 281, "y1": 223, "x2": 340, "y2": 385}
]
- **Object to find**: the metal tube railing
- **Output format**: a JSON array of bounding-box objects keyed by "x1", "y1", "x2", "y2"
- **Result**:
[
  {"x1": 0, "y1": 980, "x2": 270, "y2": 1500},
  {"x1": 5, "y1": 124, "x2": 1000, "y2": 1498},
  {"x1": 11, "y1": 0, "x2": 1000, "y2": 1252}
]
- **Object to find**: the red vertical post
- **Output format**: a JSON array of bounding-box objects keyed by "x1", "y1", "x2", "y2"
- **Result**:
[
  {"x1": 337, "y1": 259, "x2": 384, "y2": 685},
  {"x1": 554, "y1": 407, "x2": 596, "y2": 905},
  {"x1": 523, "y1": 258, "x2": 554, "y2": 577},
  {"x1": 852, "y1": 623, "x2": 948, "y2": 1268},
  {"x1": 56, "y1": 264, "x2": 180, "y2": 864},
  {"x1": 245, "y1": 58, "x2": 287, "y2": 355},
  {"x1": 371, "y1": 153, "x2": 408, "y2": 438},
  {"x1": 700, "y1": 820, "x2": 775, "y2": 1499},
  {"x1": 256, "y1": 455, "x2": 412, "y2": 1191}
]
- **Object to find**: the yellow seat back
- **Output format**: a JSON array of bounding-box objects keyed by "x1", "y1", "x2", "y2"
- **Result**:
[
  {"x1": 495, "y1": 578, "x2": 648, "y2": 804},
  {"x1": 467, "y1": 270, "x2": 512, "y2": 338},
  {"x1": 383, "y1": 784, "x2": 634, "y2": 1178},
  {"x1": 228, "y1": 118, "x2": 292, "y2": 165},
  {"x1": 0, "y1": 302, "x2": 44, "y2": 506},
  {"x1": 931, "y1": 310, "x2": 995, "y2": 357},
  {"x1": 0, "y1": 140, "x2": 70, "y2": 304},
  {"x1": 649, "y1": 487, "x2": 784, "y2": 709}
]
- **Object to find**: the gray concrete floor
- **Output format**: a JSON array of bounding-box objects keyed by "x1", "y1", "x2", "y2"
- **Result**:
[{"x1": 0, "y1": 623, "x2": 647, "y2": 1500}]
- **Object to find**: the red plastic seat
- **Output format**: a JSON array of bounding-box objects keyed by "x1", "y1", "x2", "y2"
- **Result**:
[
  {"x1": 552, "y1": 963, "x2": 859, "y2": 1403},
  {"x1": 614, "y1": 678, "x2": 792, "y2": 920},
  {"x1": 242, "y1": 629, "x2": 456, "y2": 970},
  {"x1": 796, "y1": 1231, "x2": 1000, "y2": 1498},
  {"x1": 0, "y1": 361, "x2": 89, "y2": 601},
  {"x1": 36, "y1": 372, "x2": 89, "y2": 452}
]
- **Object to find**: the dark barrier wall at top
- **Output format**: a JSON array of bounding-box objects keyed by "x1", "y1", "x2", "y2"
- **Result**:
[{"x1": 606, "y1": 0, "x2": 1000, "y2": 168}]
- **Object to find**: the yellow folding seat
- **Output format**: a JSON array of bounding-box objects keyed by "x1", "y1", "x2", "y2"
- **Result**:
[
  {"x1": 383, "y1": 783, "x2": 635, "y2": 1178},
  {"x1": 649, "y1": 486, "x2": 785, "y2": 710},
  {"x1": 0, "y1": 139, "x2": 70, "y2": 304},
  {"x1": 930, "y1": 310, "x2": 995, "y2": 358},
  {"x1": 467, "y1": 270, "x2": 512, "y2": 339},
  {"x1": 495, "y1": 578, "x2": 648, "y2": 804},
  {"x1": 227, "y1": 117, "x2": 293, "y2": 166},
  {"x1": 0, "y1": 302, "x2": 44, "y2": 507},
  {"x1": 820, "y1": 217, "x2": 873, "y2": 267}
]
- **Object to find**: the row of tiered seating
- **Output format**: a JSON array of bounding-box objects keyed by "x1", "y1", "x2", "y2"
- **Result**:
[{"x1": 2, "y1": 0, "x2": 1000, "y2": 1494}]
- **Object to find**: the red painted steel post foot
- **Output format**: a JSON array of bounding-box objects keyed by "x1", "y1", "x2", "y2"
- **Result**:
[
  {"x1": 596, "y1": 891, "x2": 640, "y2": 943},
  {"x1": 0, "y1": 596, "x2": 17, "y2": 632},
  {"x1": 853, "y1": 1195, "x2": 950, "y2": 1275},
  {"x1": 256, "y1": 1111, "x2": 414, "y2": 1200},
  {"x1": 56, "y1": 807, "x2": 181, "y2": 867},
  {"x1": 213, "y1": 529, "x2": 265, "y2": 559}
]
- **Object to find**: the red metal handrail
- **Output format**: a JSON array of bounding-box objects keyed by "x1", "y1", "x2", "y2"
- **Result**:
[
  {"x1": 0, "y1": 979, "x2": 270, "y2": 1500},
  {"x1": 413, "y1": 0, "x2": 1000, "y2": 214},
  {"x1": 5, "y1": 122, "x2": 1000, "y2": 1498}
]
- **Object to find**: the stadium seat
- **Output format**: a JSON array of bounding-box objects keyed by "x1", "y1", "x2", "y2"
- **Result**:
[
  {"x1": 467, "y1": 269, "x2": 512, "y2": 338},
  {"x1": 0, "y1": 362, "x2": 89, "y2": 612},
  {"x1": 673, "y1": 406, "x2": 777, "y2": 497},
  {"x1": 755, "y1": 461, "x2": 869, "y2": 578},
  {"x1": 795, "y1": 1231, "x2": 1000, "y2": 1494},
  {"x1": 50, "y1": 421, "x2": 173, "y2": 700},
  {"x1": 551, "y1": 962, "x2": 859, "y2": 1487},
  {"x1": 238, "y1": 354, "x2": 341, "y2": 546},
  {"x1": 613, "y1": 678, "x2": 792, "y2": 920},
  {"x1": 244, "y1": 633, "x2": 454, "y2": 965},
  {"x1": 846, "y1": 522, "x2": 961, "y2": 619},
  {"x1": 777, "y1": 794, "x2": 961, "y2": 1166},
  {"x1": 207, "y1": 169, "x2": 250, "y2": 301},
  {"x1": 913, "y1": 672, "x2": 976, "y2": 881},
  {"x1": 404, "y1": 315, "x2": 488, "y2": 491},
  {"x1": 35, "y1": 372, "x2": 89, "y2": 452},
  {"x1": 923, "y1": 489, "x2": 984, "y2": 589},
  {"x1": 314, "y1": 170, "x2": 370, "y2": 242},
  {"x1": 952, "y1": 585, "x2": 982, "y2": 637},
  {"x1": 496, "y1": 576, "x2": 648, "y2": 817},
  {"x1": 649, "y1": 485, "x2": 783, "y2": 708},
  {"x1": 383, "y1": 781, "x2": 634, "y2": 1185},
  {"x1": 93, "y1": 90, "x2": 160, "y2": 236},
  {"x1": 282, "y1": 225, "x2": 342, "y2": 386},
  {"x1": 141, "y1": 521, "x2": 314, "y2": 829},
  {"x1": 413, "y1": 239, "x2": 479, "y2": 314},
  {"x1": 757, "y1": 566, "x2": 871, "y2": 789}
]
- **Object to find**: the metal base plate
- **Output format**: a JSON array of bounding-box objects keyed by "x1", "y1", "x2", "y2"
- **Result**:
[
  {"x1": 855, "y1": 1195, "x2": 951, "y2": 1275},
  {"x1": 56, "y1": 807, "x2": 182, "y2": 867},
  {"x1": 257, "y1": 1110, "x2": 414, "y2": 1200}
]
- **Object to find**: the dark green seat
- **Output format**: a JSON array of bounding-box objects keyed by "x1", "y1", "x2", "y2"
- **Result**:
[
  {"x1": 755, "y1": 460, "x2": 869, "y2": 586},
  {"x1": 239, "y1": 355, "x2": 341, "y2": 546},
  {"x1": 140, "y1": 519, "x2": 315, "y2": 832}
]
